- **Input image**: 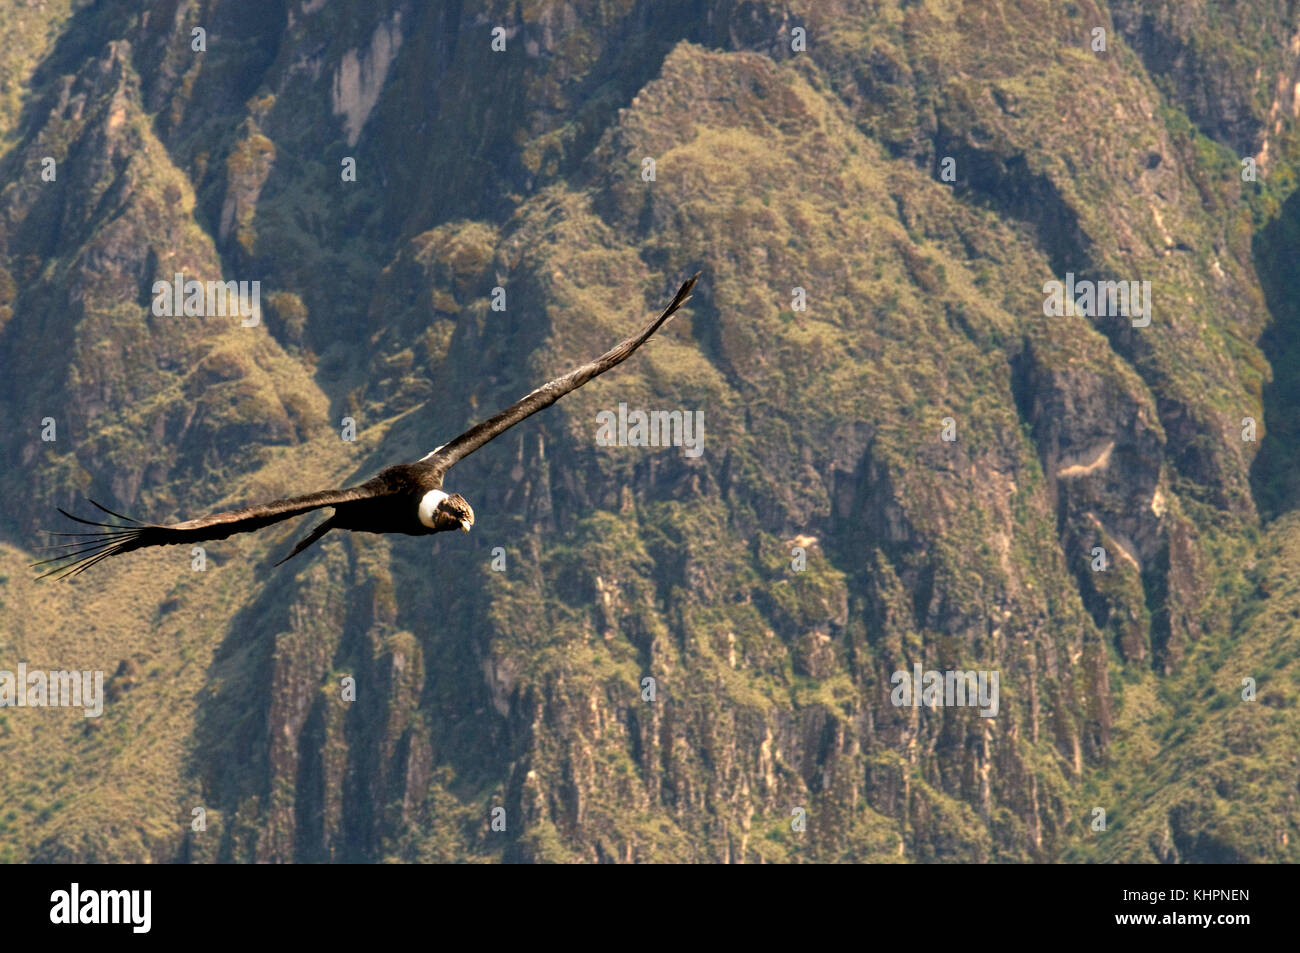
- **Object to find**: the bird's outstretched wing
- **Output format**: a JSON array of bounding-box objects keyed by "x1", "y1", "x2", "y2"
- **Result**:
[
  {"x1": 420, "y1": 273, "x2": 699, "y2": 480},
  {"x1": 34, "y1": 488, "x2": 375, "y2": 580}
]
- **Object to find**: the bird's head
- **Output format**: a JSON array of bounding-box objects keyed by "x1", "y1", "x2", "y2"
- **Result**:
[{"x1": 438, "y1": 493, "x2": 475, "y2": 533}]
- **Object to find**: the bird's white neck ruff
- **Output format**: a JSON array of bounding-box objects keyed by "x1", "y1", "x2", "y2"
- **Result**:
[{"x1": 418, "y1": 489, "x2": 449, "y2": 528}]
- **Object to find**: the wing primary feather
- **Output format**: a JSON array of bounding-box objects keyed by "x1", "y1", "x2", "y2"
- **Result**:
[
  {"x1": 41, "y1": 530, "x2": 138, "y2": 540},
  {"x1": 56, "y1": 507, "x2": 127, "y2": 529},
  {"x1": 58, "y1": 547, "x2": 120, "y2": 580},
  {"x1": 32, "y1": 541, "x2": 118, "y2": 567},
  {"x1": 33, "y1": 539, "x2": 129, "y2": 553},
  {"x1": 88, "y1": 499, "x2": 148, "y2": 525}
]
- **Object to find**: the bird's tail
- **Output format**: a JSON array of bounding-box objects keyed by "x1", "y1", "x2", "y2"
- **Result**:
[{"x1": 274, "y1": 517, "x2": 336, "y2": 566}]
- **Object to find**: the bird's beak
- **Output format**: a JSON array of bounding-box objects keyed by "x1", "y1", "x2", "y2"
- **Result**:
[{"x1": 461, "y1": 520, "x2": 472, "y2": 532}]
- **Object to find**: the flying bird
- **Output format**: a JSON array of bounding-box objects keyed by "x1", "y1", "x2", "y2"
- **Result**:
[{"x1": 36, "y1": 274, "x2": 700, "y2": 580}]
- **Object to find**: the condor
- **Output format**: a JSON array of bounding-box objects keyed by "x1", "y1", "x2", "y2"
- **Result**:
[{"x1": 37, "y1": 275, "x2": 699, "y2": 579}]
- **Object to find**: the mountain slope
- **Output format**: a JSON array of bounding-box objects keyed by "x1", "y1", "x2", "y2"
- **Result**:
[{"x1": 0, "y1": 0, "x2": 1297, "y2": 863}]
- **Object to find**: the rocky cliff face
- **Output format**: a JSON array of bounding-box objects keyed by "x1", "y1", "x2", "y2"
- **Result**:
[{"x1": 0, "y1": 0, "x2": 1296, "y2": 863}]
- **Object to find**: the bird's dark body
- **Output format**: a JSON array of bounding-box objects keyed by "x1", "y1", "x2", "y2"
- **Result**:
[
  {"x1": 330, "y1": 496, "x2": 421, "y2": 535},
  {"x1": 37, "y1": 274, "x2": 699, "y2": 579},
  {"x1": 331, "y1": 465, "x2": 435, "y2": 535}
]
